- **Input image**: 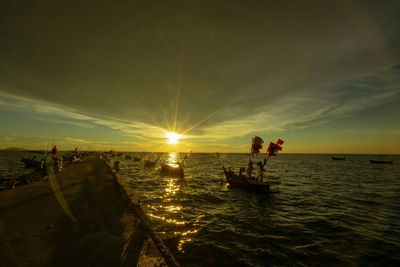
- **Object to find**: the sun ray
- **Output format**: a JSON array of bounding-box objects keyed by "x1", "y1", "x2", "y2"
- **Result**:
[
  {"x1": 160, "y1": 104, "x2": 173, "y2": 131},
  {"x1": 173, "y1": 37, "x2": 186, "y2": 132},
  {"x1": 118, "y1": 88, "x2": 162, "y2": 128},
  {"x1": 181, "y1": 94, "x2": 243, "y2": 135}
]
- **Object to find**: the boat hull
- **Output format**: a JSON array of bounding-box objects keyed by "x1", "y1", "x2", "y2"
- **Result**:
[
  {"x1": 332, "y1": 157, "x2": 345, "y2": 160},
  {"x1": 160, "y1": 163, "x2": 184, "y2": 178},
  {"x1": 21, "y1": 158, "x2": 42, "y2": 169},
  {"x1": 144, "y1": 160, "x2": 156, "y2": 167},
  {"x1": 369, "y1": 159, "x2": 393, "y2": 164},
  {"x1": 223, "y1": 167, "x2": 280, "y2": 193}
]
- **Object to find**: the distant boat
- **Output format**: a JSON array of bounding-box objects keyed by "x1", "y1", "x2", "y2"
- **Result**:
[
  {"x1": 144, "y1": 159, "x2": 157, "y2": 167},
  {"x1": 133, "y1": 156, "x2": 141, "y2": 161},
  {"x1": 28, "y1": 150, "x2": 45, "y2": 154},
  {"x1": 144, "y1": 154, "x2": 161, "y2": 167},
  {"x1": 160, "y1": 162, "x2": 184, "y2": 178},
  {"x1": 369, "y1": 159, "x2": 393, "y2": 164},
  {"x1": 332, "y1": 156, "x2": 345, "y2": 160}
]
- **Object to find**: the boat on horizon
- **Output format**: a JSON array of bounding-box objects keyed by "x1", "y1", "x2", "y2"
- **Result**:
[
  {"x1": 369, "y1": 159, "x2": 393, "y2": 164},
  {"x1": 332, "y1": 156, "x2": 345, "y2": 160}
]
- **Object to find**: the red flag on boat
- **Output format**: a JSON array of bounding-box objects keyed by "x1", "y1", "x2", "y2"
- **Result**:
[
  {"x1": 267, "y1": 142, "x2": 278, "y2": 157},
  {"x1": 51, "y1": 145, "x2": 57, "y2": 155},
  {"x1": 267, "y1": 139, "x2": 284, "y2": 157},
  {"x1": 251, "y1": 136, "x2": 264, "y2": 155}
]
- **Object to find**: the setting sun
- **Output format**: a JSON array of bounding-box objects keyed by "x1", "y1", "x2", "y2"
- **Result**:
[{"x1": 166, "y1": 132, "x2": 181, "y2": 144}]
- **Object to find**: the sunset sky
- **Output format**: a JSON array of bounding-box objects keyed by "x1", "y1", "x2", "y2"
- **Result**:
[{"x1": 1, "y1": 1, "x2": 399, "y2": 153}]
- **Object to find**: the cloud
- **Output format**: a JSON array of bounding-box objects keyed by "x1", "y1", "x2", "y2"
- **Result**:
[
  {"x1": 0, "y1": 91, "x2": 168, "y2": 141},
  {"x1": 1, "y1": 1, "x2": 400, "y2": 151},
  {"x1": 64, "y1": 137, "x2": 91, "y2": 144},
  {"x1": 1, "y1": 61, "x2": 400, "y2": 146},
  {"x1": 4, "y1": 136, "x2": 15, "y2": 141},
  {"x1": 198, "y1": 67, "x2": 400, "y2": 139}
]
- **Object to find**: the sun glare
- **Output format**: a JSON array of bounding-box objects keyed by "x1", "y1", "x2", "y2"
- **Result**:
[{"x1": 166, "y1": 132, "x2": 181, "y2": 144}]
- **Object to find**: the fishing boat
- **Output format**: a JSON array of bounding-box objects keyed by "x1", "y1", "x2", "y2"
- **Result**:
[
  {"x1": 222, "y1": 166, "x2": 280, "y2": 193},
  {"x1": 133, "y1": 156, "x2": 141, "y2": 162},
  {"x1": 332, "y1": 156, "x2": 345, "y2": 160},
  {"x1": 27, "y1": 150, "x2": 45, "y2": 154},
  {"x1": 144, "y1": 159, "x2": 157, "y2": 167},
  {"x1": 160, "y1": 162, "x2": 184, "y2": 178},
  {"x1": 144, "y1": 153, "x2": 161, "y2": 167},
  {"x1": 222, "y1": 136, "x2": 284, "y2": 193},
  {"x1": 369, "y1": 159, "x2": 393, "y2": 164},
  {"x1": 20, "y1": 156, "x2": 42, "y2": 169}
]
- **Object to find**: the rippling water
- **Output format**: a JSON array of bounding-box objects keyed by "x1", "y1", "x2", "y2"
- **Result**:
[
  {"x1": 115, "y1": 153, "x2": 400, "y2": 266},
  {"x1": 2, "y1": 151, "x2": 400, "y2": 266}
]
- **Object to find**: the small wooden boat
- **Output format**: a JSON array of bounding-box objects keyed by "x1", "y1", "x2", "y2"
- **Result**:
[
  {"x1": 160, "y1": 162, "x2": 184, "y2": 178},
  {"x1": 20, "y1": 156, "x2": 42, "y2": 169},
  {"x1": 369, "y1": 159, "x2": 393, "y2": 164},
  {"x1": 222, "y1": 166, "x2": 280, "y2": 193},
  {"x1": 134, "y1": 156, "x2": 141, "y2": 162},
  {"x1": 332, "y1": 156, "x2": 345, "y2": 160},
  {"x1": 1, "y1": 169, "x2": 47, "y2": 190},
  {"x1": 28, "y1": 150, "x2": 45, "y2": 154},
  {"x1": 144, "y1": 159, "x2": 157, "y2": 167}
]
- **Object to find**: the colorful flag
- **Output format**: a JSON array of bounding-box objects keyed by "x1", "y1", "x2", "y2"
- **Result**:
[
  {"x1": 252, "y1": 136, "x2": 264, "y2": 155},
  {"x1": 267, "y1": 142, "x2": 275, "y2": 156},
  {"x1": 277, "y1": 139, "x2": 284, "y2": 145},
  {"x1": 51, "y1": 145, "x2": 57, "y2": 155}
]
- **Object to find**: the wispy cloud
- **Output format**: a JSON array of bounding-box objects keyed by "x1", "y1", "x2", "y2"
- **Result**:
[
  {"x1": 4, "y1": 136, "x2": 15, "y2": 141},
  {"x1": 1, "y1": 62, "x2": 399, "y2": 147},
  {"x1": 0, "y1": 91, "x2": 168, "y2": 141},
  {"x1": 197, "y1": 67, "x2": 400, "y2": 139}
]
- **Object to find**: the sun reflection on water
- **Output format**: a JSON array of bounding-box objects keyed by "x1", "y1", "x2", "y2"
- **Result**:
[
  {"x1": 165, "y1": 178, "x2": 180, "y2": 195},
  {"x1": 148, "y1": 152, "x2": 200, "y2": 253}
]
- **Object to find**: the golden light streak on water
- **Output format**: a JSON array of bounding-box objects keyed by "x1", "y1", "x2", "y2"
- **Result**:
[{"x1": 165, "y1": 178, "x2": 180, "y2": 195}]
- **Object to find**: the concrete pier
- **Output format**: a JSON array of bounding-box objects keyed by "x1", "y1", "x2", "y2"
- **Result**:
[{"x1": 0, "y1": 154, "x2": 179, "y2": 267}]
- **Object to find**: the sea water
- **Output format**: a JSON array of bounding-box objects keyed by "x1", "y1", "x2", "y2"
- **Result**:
[
  {"x1": 117, "y1": 153, "x2": 400, "y2": 266},
  {"x1": 1, "y1": 152, "x2": 399, "y2": 266}
]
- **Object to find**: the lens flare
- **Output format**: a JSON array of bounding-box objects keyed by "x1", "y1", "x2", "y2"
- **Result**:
[{"x1": 166, "y1": 132, "x2": 181, "y2": 144}]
